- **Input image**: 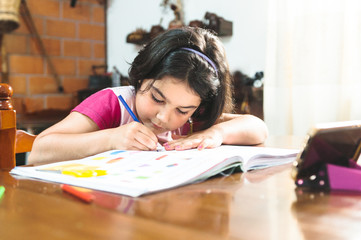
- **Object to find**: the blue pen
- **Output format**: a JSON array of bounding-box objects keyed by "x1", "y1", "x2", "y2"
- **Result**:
[
  {"x1": 118, "y1": 95, "x2": 164, "y2": 151},
  {"x1": 118, "y1": 95, "x2": 139, "y2": 122}
]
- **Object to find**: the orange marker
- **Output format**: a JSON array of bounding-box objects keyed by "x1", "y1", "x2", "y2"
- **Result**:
[{"x1": 61, "y1": 184, "x2": 94, "y2": 203}]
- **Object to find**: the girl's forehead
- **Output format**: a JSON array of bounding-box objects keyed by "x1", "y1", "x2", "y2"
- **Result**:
[{"x1": 152, "y1": 76, "x2": 186, "y2": 89}]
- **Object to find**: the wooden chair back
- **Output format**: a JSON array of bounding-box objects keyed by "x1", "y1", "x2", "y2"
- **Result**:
[{"x1": 0, "y1": 83, "x2": 36, "y2": 170}]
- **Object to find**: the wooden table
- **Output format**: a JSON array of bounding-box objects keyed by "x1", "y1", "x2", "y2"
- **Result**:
[{"x1": 1, "y1": 137, "x2": 361, "y2": 240}]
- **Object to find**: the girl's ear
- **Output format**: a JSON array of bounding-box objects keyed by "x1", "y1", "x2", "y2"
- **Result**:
[{"x1": 188, "y1": 117, "x2": 193, "y2": 134}]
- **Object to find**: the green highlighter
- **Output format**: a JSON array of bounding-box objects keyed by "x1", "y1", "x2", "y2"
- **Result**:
[{"x1": 0, "y1": 186, "x2": 5, "y2": 199}]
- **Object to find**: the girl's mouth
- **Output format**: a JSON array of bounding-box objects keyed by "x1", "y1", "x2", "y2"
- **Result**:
[{"x1": 152, "y1": 122, "x2": 163, "y2": 130}]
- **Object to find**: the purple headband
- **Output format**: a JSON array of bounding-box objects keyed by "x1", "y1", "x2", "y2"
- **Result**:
[{"x1": 181, "y1": 47, "x2": 218, "y2": 76}]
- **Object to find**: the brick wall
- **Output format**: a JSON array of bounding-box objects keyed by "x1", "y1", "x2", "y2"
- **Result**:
[{"x1": 2, "y1": 0, "x2": 106, "y2": 114}]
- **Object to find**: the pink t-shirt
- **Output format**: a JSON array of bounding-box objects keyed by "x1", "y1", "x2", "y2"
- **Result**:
[{"x1": 72, "y1": 86, "x2": 189, "y2": 143}]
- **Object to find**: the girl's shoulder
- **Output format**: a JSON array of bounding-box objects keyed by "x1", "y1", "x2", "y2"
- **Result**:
[
  {"x1": 72, "y1": 86, "x2": 135, "y2": 130},
  {"x1": 107, "y1": 86, "x2": 135, "y2": 99},
  {"x1": 77, "y1": 86, "x2": 135, "y2": 104}
]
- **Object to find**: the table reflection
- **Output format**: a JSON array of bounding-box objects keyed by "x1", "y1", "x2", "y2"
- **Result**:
[
  {"x1": 5, "y1": 170, "x2": 245, "y2": 237},
  {"x1": 292, "y1": 188, "x2": 361, "y2": 240},
  {"x1": 127, "y1": 173, "x2": 243, "y2": 237}
]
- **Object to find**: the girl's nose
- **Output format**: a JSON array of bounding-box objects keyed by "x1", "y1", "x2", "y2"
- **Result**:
[{"x1": 156, "y1": 107, "x2": 171, "y2": 123}]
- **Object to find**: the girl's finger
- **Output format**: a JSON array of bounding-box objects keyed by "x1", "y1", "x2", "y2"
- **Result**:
[
  {"x1": 134, "y1": 130, "x2": 158, "y2": 150},
  {"x1": 197, "y1": 139, "x2": 208, "y2": 150},
  {"x1": 174, "y1": 138, "x2": 202, "y2": 151}
]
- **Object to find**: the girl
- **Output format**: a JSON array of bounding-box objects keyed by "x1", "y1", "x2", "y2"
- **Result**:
[{"x1": 28, "y1": 27, "x2": 268, "y2": 164}]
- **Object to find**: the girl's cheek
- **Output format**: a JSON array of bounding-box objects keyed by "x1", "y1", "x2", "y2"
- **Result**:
[
  {"x1": 170, "y1": 116, "x2": 189, "y2": 130},
  {"x1": 139, "y1": 97, "x2": 155, "y2": 115}
]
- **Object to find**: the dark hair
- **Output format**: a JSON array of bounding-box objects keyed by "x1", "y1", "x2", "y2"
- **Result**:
[{"x1": 128, "y1": 27, "x2": 233, "y2": 130}]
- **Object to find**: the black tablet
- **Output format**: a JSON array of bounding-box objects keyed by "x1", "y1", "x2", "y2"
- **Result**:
[{"x1": 292, "y1": 120, "x2": 361, "y2": 180}]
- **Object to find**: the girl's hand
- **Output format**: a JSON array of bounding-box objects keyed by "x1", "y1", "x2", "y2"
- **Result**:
[
  {"x1": 163, "y1": 127, "x2": 223, "y2": 151},
  {"x1": 110, "y1": 122, "x2": 159, "y2": 151}
]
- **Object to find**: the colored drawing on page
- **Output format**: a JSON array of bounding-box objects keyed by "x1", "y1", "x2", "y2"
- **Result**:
[
  {"x1": 136, "y1": 176, "x2": 150, "y2": 179},
  {"x1": 119, "y1": 179, "x2": 131, "y2": 183},
  {"x1": 155, "y1": 155, "x2": 168, "y2": 160},
  {"x1": 38, "y1": 164, "x2": 107, "y2": 178},
  {"x1": 139, "y1": 164, "x2": 151, "y2": 167},
  {"x1": 91, "y1": 156, "x2": 108, "y2": 160},
  {"x1": 62, "y1": 169, "x2": 107, "y2": 178},
  {"x1": 106, "y1": 157, "x2": 124, "y2": 164},
  {"x1": 129, "y1": 151, "x2": 142, "y2": 155},
  {"x1": 40, "y1": 163, "x2": 98, "y2": 172},
  {"x1": 166, "y1": 163, "x2": 178, "y2": 167},
  {"x1": 110, "y1": 150, "x2": 125, "y2": 155}
]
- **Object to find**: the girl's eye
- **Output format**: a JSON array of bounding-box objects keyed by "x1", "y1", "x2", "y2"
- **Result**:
[
  {"x1": 151, "y1": 94, "x2": 163, "y2": 103},
  {"x1": 177, "y1": 109, "x2": 188, "y2": 115}
]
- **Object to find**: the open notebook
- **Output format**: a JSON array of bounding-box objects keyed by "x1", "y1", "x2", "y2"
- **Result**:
[{"x1": 11, "y1": 145, "x2": 298, "y2": 197}]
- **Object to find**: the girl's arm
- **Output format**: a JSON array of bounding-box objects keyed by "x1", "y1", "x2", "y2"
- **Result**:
[
  {"x1": 164, "y1": 113, "x2": 268, "y2": 151},
  {"x1": 28, "y1": 112, "x2": 159, "y2": 164},
  {"x1": 212, "y1": 113, "x2": 268, "y2": 145}
]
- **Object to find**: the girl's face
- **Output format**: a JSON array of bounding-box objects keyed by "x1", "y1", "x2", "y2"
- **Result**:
[{"x1": 135, "y1": 76, "x2": 201, "y2": 135}]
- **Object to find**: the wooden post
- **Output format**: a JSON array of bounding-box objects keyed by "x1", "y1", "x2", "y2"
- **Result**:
[{"x1": 0, "y1": 83, "x2": 16, "y2": 169}]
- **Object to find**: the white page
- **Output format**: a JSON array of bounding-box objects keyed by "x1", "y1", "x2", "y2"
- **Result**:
[{"x1": 11, "y1": 146, "x2": 298, "y2": 197}]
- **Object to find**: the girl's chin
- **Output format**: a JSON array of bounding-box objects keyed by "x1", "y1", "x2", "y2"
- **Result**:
[
  {"x1": 152, "y1": 128, "x2": 167, "y2": 135},
  {"x1": 146, "y1": 122, "x2": 164, "y2": 131}
]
